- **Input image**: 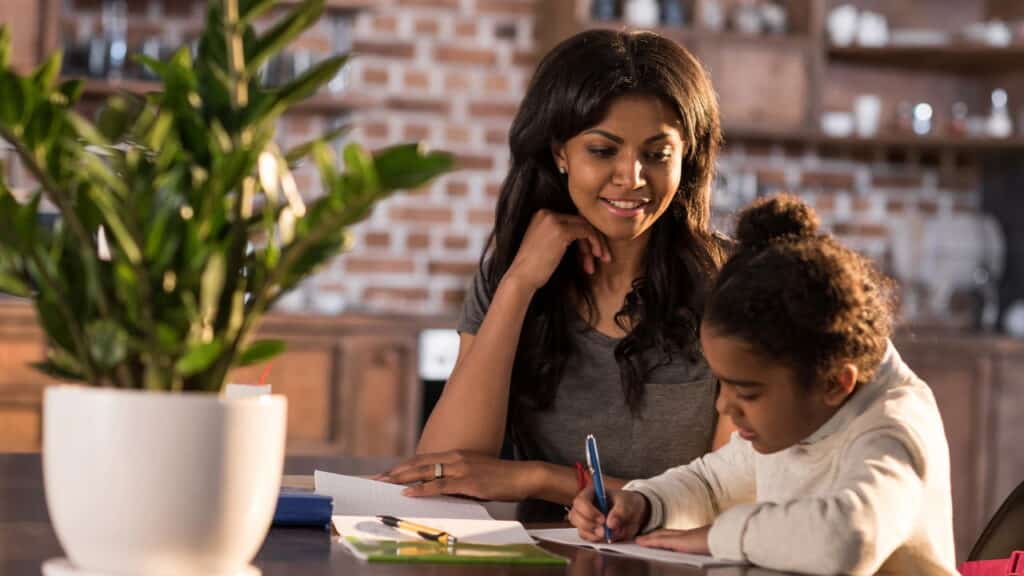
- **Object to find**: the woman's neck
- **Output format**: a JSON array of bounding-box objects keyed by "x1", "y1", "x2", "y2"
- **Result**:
[{"x1": 590, "y1": 232, "x2": 648, "y2": 295}]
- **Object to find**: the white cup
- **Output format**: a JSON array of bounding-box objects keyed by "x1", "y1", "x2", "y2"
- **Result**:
[{"x1": 854, "y1": 94, "x2": 882, "y2": 137}]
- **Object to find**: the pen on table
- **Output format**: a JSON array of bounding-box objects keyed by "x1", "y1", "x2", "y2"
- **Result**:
[
  {"x1": 377, "y1": 515, "x2": 458, "y2": 548},
  {"x1": 585, "y1": 434, "x2": 613, "y2": 543}
]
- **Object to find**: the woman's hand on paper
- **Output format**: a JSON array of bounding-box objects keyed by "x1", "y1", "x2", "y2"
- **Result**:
[
  {"x1": 569, "y1": 486, "x2": 648, "y2": 542},
  {"x1": 505, "y1": 209, "x2": 611, "y2": 291},
  {"x1": 635, "y1": 525, "x2": 711, "y2": 555},
  {"x1": 375, "y1": 450, "x2": 542, "y2": 502}
]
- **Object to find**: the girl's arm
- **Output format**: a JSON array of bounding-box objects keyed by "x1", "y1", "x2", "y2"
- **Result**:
[{"x1": 623, "y1": 433, "x2": 756, "y2": 533}]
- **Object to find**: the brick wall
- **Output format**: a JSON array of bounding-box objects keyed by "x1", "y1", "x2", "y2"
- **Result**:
[
  {"x1": 28, "y1": 0, "x2": 990, "y2": 323},
  {"x1": 283, "y1": 0, "x2": 988, "y2": 323}
]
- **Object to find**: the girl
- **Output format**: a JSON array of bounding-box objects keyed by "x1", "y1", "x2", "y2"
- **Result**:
[
  {"x1": 570, "y1": 195, "x2": 957, "y2": 575},
  {"x1": 379, "y1": 29, "x2": 734, "y2": 521}
]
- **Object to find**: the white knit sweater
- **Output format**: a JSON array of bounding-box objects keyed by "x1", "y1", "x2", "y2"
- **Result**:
[{"x1": 624, "y1": 344, "x2": 958, "y2": 575}]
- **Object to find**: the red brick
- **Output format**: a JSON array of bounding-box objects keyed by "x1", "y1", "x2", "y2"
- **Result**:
[
  {"x1": 443, "y1": 234, "x2": 470, "y2": 249},
  {"x1": 852, "y1": 196, "x2": 870, "y2": 212},
  {"x1": 363, "y1": 121, "x2": 389, "y2": 139},
  {"x1": 391, "y1": 206, "x2": 453, "y2": 223},
  {"x1": 483, "y1": 73, "x2": 510, "y2": 93},
  {"x1": 446, "y1": 125, "x2": 472, "y2": 144},
  {"x1": 954, "y1": 198, "x2": 975, "y2": 213},
  {"x1": 407, "y1": 232, "x2": 430, "y2": 249},
  {"x1": 353, "y1": 40, "x2": 416, "y2": 59},
  {"x1": 373, "y1": 15, "x2": 398, "y2": 34},
  {"x1": 868, "y1": 171, "x2": 925, "y2": 187},
  {"x1": 756, "y1": 169, "x2": 786, "y2": 187},
  {"x1": 429, "y1": 261, "x2": 478, "y2": 275},
  {"x1": 362, "y1": 65, "x2": 389, "y2": 86},
  {"x1": 435, "y1": 45, "x2": 496, "y2": 66},
  {"x1": 454, "y1": 20, "x2": 478, "y2": 39},
  {"x1": 886, "y1": 199, "x2": 906, "y2": 213},
  {"x1": 468, "y1": 208, "x2": 495, "y2": 224},
  {"x1": 872, "y1": 173, "x2": 922, "y2": 189},
  {"x1": 469, "y1": 101, "x2": 519, "y2": 119},
  {"x1": 387, "y1": 97, "x2": 450, "y2": 114},
  {"x1": 485, "y1": 127, "x2": 507, "y2": 145},
  {"x1": 414, "y1": 17, "x2": 441, "y2": 36},
  {"x1": 442, "y1": 288, "x2": 467, "y2": 305},
  {"x1": 918, "y1": 199, "x2": 938, "y2": 215},
  {"x1": 364, "y1": 287, "x2": 429, "y2": 301},
  {"x1": 512, "y1": 50, "x2": 535, "y2": 67},
  {"x1": 455, "y1": 154, "x2": 495, "y2": 171},
  {"x1": 485, "y1": 182, "x2": 502, "y2": 198},
  {"x1": 345, "y1": 257, "x2": 415, "y2": 274},
  {"x1": 815, "y1": 193, "x2": 836, "y2": 212},
  {"x1": 801, "y1": 171, "x2": 854, "y2": 190},
  {"x1": 363, "y1": 231, "x2": 391, "y2": 248},
  {"x1": 445, "y1": 71, "x2": 472, "y2": 91},
  {"x1": 477, "y1": 0, "x2": 534, "y2": 15},
  {"x1": 744, "y1": 142, "x2": 775, "y2": 157},
  {"x1": 832, "y1": 223, "x2": 887, "y2": 237},
  {"x1": 404, "y1": 70, "x2": 430, "y2": 90},
  {"x1": 398, "y1": 0, "x2": 459, "y2": 6},
  {"x1": 939, "y1": 171, "x2": 977, "y2": 191},
  {"x1": 446, "y1": 180, "x2": 469, "y2": 197},
  {"x1": 403, "y1": 123, "x2": 432, "y2": 141}
]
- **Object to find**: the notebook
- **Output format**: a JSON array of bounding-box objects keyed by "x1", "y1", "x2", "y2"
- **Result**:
[
  {"x1": 314, "y1": 470, "x2": 568, "y2": 566},
  {"x1": 273, "y1": 490, "x2": 333, "y2": 527},
  {"x1": 529, "y1": 528, "x2": 743, "y2": 568}
]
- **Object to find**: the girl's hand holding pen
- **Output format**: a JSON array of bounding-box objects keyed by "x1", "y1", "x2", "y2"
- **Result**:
[
  {"x1": 569, "y1": 486, "x2": 648, "y2": 543},
  {"x1": 505, "y1": 209, "x2": 611, "y2": 292}
]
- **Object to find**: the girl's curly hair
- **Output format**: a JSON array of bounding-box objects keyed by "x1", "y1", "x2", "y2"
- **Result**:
[{"x1": 704, "y1": 194, "x2": 895, "y2": 388}]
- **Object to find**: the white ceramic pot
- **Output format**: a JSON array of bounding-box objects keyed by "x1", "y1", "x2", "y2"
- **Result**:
[{"x1": 43, "y1": 385, "x2": 287, "y2": 575}]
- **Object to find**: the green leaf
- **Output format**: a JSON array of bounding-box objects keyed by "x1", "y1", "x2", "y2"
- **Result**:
[
  {"x1": 0, "y1": 272, "x2": 30, "y2": 297},
  {"x1": 285, "y1": 123, "x2": 350, "y2": 166},
  {"x1": 343, "y1": 142, "x2": 378, "y2": 196},
  {"x1": 86, "y1": 319, "x2": 128, "y2": 370},
  {"x1": 67, "y1": 111, "x2": 110, "y2": 147},
  {"x1": 239, "y1": 0, "x2": 280, "y2": 23},
  {"x1": 31, "y1": 349, "x2": 86, "y2": 382},
  {"x1": 235, "y1": 339, "x2": 286, "y2": 367},
  {"x1": 31, "y1": 52, "x2": 62, "y2": 93},
  {"x1": 245, "y1": 0, "x2": 325, "y2": 76},
  {"x1": 175, "y1": 339, "x2": 224, "y2": 377},
  {"x1": 97, "y1": 95, "x2": 143, "y2": 142},
  {"x1": 373, "y1": 143, "x2": 455, "y2": 191},
  {"x1": 57, "y1": 78, "x2": 84, "y2": 104},
  {"x1": 0, "y1": 27, "x2": 10, "y2": 69},
  {"x1": 268, "y1": 54, "x2": 348, "y2": 113}
]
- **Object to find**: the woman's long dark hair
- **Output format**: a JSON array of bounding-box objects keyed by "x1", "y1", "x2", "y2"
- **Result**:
[{"x1": 483, "y1": 29, "x2": 725, "y2": 416}]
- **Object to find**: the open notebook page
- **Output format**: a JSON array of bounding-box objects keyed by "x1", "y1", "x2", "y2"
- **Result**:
[
  {"x1": 529, "y1": 528, "x2": 744, "y2": 567},
  {"x1": 332, "y1": 516, "x2": 534, "y2": 545},
  {"x1": 314, "y1": 470, "x2": 493, "y2": 520}
]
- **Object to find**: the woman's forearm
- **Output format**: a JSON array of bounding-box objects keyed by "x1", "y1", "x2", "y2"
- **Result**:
[
  {"x1": 417, "y1": 274, "x2": 536, "y2": 455},
  {"x1": 531, "y1": 461, "x2": 628, "y2": 506}
]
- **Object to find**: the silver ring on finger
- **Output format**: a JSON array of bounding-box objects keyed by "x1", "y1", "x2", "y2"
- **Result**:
[{"x1": 434, "y1": 462, "x2": 444, "y2": 480}]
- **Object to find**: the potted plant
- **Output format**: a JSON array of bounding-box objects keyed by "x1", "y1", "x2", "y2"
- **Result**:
[{"x1": 0, "y1": 0, "x2": 452, "y2": 573}]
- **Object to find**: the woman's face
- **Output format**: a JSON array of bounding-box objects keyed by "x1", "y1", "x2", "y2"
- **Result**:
[
  {"x1": 700, "y1": 325, "x2": 842, "y2": 454},
  {"x1": 552, "y1": 93, "x2": 686, "y2": 242}
]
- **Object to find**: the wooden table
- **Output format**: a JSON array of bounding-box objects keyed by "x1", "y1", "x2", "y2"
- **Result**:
[{"x1": 0, "y1": 453, "x2": 793, "y2": 575}]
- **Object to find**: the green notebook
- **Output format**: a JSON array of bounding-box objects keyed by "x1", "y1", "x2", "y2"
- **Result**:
[{"x1": 342, "y1": 537, "x2": 569, "y2": 566}]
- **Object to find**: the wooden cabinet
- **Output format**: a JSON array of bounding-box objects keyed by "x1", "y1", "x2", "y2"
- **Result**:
[{"x1": 0, "y1": 299, "x2": 452, "y2": 457}]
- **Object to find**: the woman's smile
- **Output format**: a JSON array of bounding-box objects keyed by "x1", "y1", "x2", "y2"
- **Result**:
[{"x1": 600, "y1": 196, "x2": 651, "y2": 218}]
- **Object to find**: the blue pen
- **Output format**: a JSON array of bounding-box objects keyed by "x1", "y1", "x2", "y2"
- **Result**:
[{"x1": 585, "y1": 434, "x2": 612, "y2": 543}]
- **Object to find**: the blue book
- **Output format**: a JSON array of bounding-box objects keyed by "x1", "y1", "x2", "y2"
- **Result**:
[{"x1": 273, "y1": 490, "x2": 333, "y2": 527}]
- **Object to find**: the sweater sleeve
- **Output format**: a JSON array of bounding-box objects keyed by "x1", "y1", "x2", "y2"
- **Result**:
[
  {"x1": 708, "y1": 429, "x2": 926, "y2": 575},
  {"x1": 622, "y1": 433, "x2": 757, "y2": 533}
]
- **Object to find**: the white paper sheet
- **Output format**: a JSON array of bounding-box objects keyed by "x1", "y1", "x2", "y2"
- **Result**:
[
  {"x1": 314, "y1": 470, "x2": 494, "y2": 520},
  {"x1": 333, "y1": 515, "x2": 535, "y2": 545},
  {"x1": 528, "y1": 528, "x2": 743, "y2": 567}
]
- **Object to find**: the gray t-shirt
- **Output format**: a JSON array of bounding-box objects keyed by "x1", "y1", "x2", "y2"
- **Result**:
[{"x1": 456, "y1": 267, "x2": 719, "y2": 521}]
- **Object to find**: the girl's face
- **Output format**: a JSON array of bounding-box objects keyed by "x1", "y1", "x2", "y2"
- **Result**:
[
  {"x1": 551, "y1": 93, "x2": 686, "y2": 242},
  {"x1": 700, "y1": 325, "x2": 855, "y2": 454}
]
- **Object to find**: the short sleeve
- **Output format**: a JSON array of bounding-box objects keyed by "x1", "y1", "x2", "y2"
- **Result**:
[{"x1": 455, "y1": 264, "x2": 495, "y2": 335}]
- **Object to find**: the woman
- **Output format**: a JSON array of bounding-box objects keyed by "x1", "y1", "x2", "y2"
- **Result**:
[{"x1": 380, "y1": 29, "x2": 734, "y2": 520}]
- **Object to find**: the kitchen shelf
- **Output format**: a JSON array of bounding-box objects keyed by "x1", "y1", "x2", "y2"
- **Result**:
[
  {"x1": 722, "y1": 124, "x2": 1024, "y2": 151},
  {"x1": 583, "y1": 20, "x2": 812, "y2": 50},
  {"x1": 829, "y1": 44, "x2": 1024, "y2": 74}
]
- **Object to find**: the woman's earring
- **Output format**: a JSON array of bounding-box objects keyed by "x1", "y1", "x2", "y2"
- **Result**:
[{"x1": 558, "y1": 166, "x2": 567, "y2": 175}]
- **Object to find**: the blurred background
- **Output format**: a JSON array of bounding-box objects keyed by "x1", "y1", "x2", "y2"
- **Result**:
[{"x1": 1, "y1": 0, "x2": 1023, "y2": 561}]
